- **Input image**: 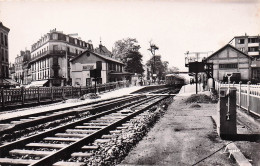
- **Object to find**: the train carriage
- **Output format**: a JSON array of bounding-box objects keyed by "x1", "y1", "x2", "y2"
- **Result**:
[{"x1": 165, "y1": 74, "x2": 185, "y2": 87}]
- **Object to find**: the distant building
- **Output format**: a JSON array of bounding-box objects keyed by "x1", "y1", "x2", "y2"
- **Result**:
[
  {"x1": 28, "y1": 29, "x2": 93, "y2": 86},
  {"x1": 0, "y1": 22, "x2": 13, "y2": 88},
  {"x1": 205, "y1": 44, "x2": 252, "y2": 83},
  {"x1": 13, "y1": 50, "x2": 31, "y2": 85},
  {"x1": 70, "y1": 50, "x2": 131, "y2": 86},
  {"x1": 230, "y1": 34, "x2": 260, "y2": 83},
  {"x1": 94, "y1": 43, "x2": 113, "y2": 58}
]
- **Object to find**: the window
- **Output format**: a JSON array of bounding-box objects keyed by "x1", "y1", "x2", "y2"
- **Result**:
[
  {"x1": 1, "y1": 49, "x2": 4, "y2": 61},
  {"x1": 248, "y1": 47, "x2": 258, "y2": 52},
  {"x1": 238, "y1": 39, "x2": 245, "y2": 44},
  {"x1": 53, "y1": 33, "x2": 58, "y2": 40},
  {"x1": 248, "y1": 38, "x2": 258, "y2": 43},
  {"x1": 1, "y1": 33, "x2": 3, "y2": 45},
  {"x1": 66, "y1": 36, "x2": 69, "y2": 42},
  {"x1": 75, "y1": 39, "x2": 77, "y2": 45},
  {"x1": 219, "y1": 63, "x2": 238, "y2": 69},
  {"x1": 4, "y1": 35, "x2": 7, "y2": 46},
  {"x1": 5, "y1": 50, "x2": 8, "y2": 62}
]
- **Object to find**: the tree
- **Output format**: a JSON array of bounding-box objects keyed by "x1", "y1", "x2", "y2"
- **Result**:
[
  {"x1": 146, "y1": 55, "x2": 168, "y2": 80},
  {"x1": 112, "y1": 38, "x2": 141, "y2": 63},
  {"x1": 166, "y1": 66, "x2": 179, "y2": 74},
  {"x1": 125, "y1": 51, "x2": 145, "y2": 74},
  {"x1": 112, "y1": 38, "x2": 144, "y2": 74}
]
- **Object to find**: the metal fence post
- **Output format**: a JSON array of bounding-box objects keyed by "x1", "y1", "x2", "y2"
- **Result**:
[
  {"x1": 71, "y1": 86, "x2": 73, "y2": 98},
  {"x1": 21, "y1": 87, "x2": 24, "y2": 106},
  {"x1": 1, "y1": 88, "x2": 5, "y2": 108},
  {"x1": 247, "y1": 81, "x2": 250, "y2": 114},
  {"x1": 79, "y1": 86, "x2": 82, "y2": 97},
  {"x1": 37, "y1": 87, "x2": 40, "y2": 103},
  {"x1": 239, "y1": 81, "x2": 241, "y2": 109},
  {"x1": 51, "y1": 87, "x2": 54, "y2": 101},
  {"x1": 62, "y1": 86, "x2": 65, "y2": 100}
]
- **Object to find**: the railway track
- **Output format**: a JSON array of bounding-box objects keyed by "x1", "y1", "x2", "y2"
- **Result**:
[
  {"x1": 0, "y1": 95, "x2": 171, "y2": 165},
  {"x1": 0, "y1": 95, "x2": 147, "y2": 143}
]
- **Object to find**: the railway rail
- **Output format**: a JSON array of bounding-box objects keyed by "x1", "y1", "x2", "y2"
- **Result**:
[
  {"x1": 0, "y1": 94, "x2": 172, "y2": 166},
  {"x1": 0, "y1": 95, "x2": 148, "y2": 144}
]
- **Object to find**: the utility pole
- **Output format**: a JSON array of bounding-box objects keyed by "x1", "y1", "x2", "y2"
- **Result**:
[{"x1": 148, "y1": 42, "x2": 159, "y2": 83}]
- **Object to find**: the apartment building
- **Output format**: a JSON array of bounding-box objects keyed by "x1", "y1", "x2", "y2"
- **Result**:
[
  {"x1": 13, "y1": 50, "x2": 31, "y2": 85},
  {"x1": 231, "y1": 34, "x2": 260, "y2": 83},
  {"x1": 28, "y1": 29, "x2": 93, "y2": 86},
  {"x1": 0, "y1": 22, "x2": 10, "y2": 88}
]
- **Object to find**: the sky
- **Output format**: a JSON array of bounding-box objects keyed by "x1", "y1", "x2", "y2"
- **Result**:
[{"x1": 0, "y1": 0, "x2": 259, "y2": 71}]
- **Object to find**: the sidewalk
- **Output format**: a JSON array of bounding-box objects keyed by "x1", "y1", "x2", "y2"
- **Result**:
[
  {"x1": 120, "y1": 84, "x2": 259, "y2": 166},
  {"x1": 0, "y1": 86, "x2": 143, "y2": 121}
]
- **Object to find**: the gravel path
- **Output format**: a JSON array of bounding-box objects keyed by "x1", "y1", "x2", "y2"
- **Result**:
[{"x1": 120, "y1": 94, "x2": 236, "y2": 166}]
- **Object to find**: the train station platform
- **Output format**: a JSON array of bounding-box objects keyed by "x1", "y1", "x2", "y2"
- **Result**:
[
  {"x1": 0, "y1": 86, "x2": 144, "y2": 121},
  {"x1": 120, "y1": 84, "x2": 259, "y2": 166}
]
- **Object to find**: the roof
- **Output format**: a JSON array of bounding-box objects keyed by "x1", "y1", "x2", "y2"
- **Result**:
[
  {"x1": 71, "y1": 50, "x2": 124, "y2": 65},
  {"x1": 95, "y1": 45, "x2": 113, "y2": 57},
  {"x1": 0, "y1": 22, "x2": 10, "y2": 32},
  {"x1": 205, "y1": 44, "x2": 253, "y2": 61}
]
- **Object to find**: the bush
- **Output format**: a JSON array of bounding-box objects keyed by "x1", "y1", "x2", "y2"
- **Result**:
[{"x1": 185, "y1": 94, "x2": 213, "y2": 103}]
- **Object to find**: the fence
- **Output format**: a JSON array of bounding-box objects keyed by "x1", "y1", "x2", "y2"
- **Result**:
[
  {"x1": 215, "y1": 81, "x2": 260, "y2": 116},
  {"x1": 0, "y1": 81, "x2": 128, "y2": 108}
]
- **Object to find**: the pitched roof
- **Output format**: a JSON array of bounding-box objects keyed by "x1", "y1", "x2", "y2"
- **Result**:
[
  {"x1": 205, "y1": 44, "x2": 252, "y2": 60},
  {"x1": 70, "y1": 50, "x2": 124, "y2": 65},
  {"x1": 94, "y1": 45, "x2": 113, "y2": 57}
]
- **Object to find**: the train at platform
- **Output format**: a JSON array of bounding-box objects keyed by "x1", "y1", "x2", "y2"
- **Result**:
[{"x1": 165, "y1": 74, "x2": 185, "y2": 87}]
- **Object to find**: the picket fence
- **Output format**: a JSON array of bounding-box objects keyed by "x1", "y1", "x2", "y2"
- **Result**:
[{"x1": 215, "y1": 81, "x2": 260, "y2": 116}]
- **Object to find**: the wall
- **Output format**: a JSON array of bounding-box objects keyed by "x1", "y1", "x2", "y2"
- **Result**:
[{"x1": 207, "y1": 46, "x2": 251, "y2": 82}]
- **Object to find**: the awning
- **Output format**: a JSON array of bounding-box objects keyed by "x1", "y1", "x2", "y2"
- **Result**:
[
  {"x1": 0, "y1": 79, "x2": 19, "y2": 86},
  {"x1": 26, "y1": 80, "x2": 48, "y2": 88},
  {"x1": 5, "y1": 79, "x2": 20, "y2": 86},
  {"x1": 109, "y1": 72, "x2": 134, "y2": 76}
]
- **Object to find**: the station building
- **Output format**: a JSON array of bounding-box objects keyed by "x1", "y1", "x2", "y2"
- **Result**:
[
  {"x1": 205, "y1": 44, "x2": 252, "y2": 83},
  {"x1": 70, "y1": 49, "x2": 131, "y2": 86},
  {"x1": 28, "y1": 29, "x2": 93, "y2": 87}
]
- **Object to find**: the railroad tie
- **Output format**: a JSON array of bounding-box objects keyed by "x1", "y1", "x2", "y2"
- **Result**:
[
  {"x1": 44, "y1": 137, "x2": 80, "y2": 142},
  {"x1": 53, "y1": 161, "x2": 86, "y2": 166},
  {"x1": 75, "y1": 126, "x2": 103, "y2": 129},
  {"x1": 102, "y1": 134, "x2": 117, "y2": 139},
  {"x1": 83, "y1": 122, "x2": 108, "y2": 126},
  {"x1": 9, "y1": 149, "x2": 53, "y2": 157},
  {"x1": 55, "y1": 133, "x2": 89, "y2": 138},
  {"x1": 81, "y1": 145, "x2": 99, "y2": 150},
  {"x1": 71, "y1": 152, "x2": 92, "y2": 157},
  {"x1": 0, "y1": 158, "x2": 38, "y2": 165},
  {"x1": 26, "y1": 143, "x2": 67, "y2": 149},
  {"x1": 66, "y1": 129, "x2": 97, "y2": 134},
  {"x1": 110, "y1": 130, "x2": 122, "y2": 134},
  {"x1": 94, "y1": 139, "x2": 110, "y2": 144}
]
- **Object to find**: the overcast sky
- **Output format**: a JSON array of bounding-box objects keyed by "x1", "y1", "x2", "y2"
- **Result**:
[{"x1": 1, "y1": 0, "x2": 259, "y2": 71}]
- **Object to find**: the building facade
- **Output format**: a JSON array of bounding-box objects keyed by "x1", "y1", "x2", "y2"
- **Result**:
[
  {"x1": 70, "y1": 50, "x2": 129, "y2": 87},
  {"x1": 0, "y1": 22, "x2": 11, "y2": 88},
  {"x1": 13, "y1": 50, "x2": 31, "y2": 85},
  {"x1": 205, "y1": 44, "x2": 252, "y2": 83},
  {"x1": 231, "y1": 35, "x2": 260, "y2": 83},
  {"x1": 28, "y1": 29, "x2": 93, "y2": 86}
]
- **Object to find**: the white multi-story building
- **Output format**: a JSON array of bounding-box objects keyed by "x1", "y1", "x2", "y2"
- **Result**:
[
  {"x1": 230, "y1": 34, "x2": 260, "y2": 83},
  {"x1": 29, "y1": 29, "x2": 93, "y2": 86}
]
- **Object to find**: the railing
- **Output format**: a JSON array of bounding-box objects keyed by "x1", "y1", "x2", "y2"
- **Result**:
[
  {"x1": 215, "y1": 81, "x2": 260, "y2": 116},
  {"x1": 0, "y1": 81, "x2": 129, "y2": 109}
]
